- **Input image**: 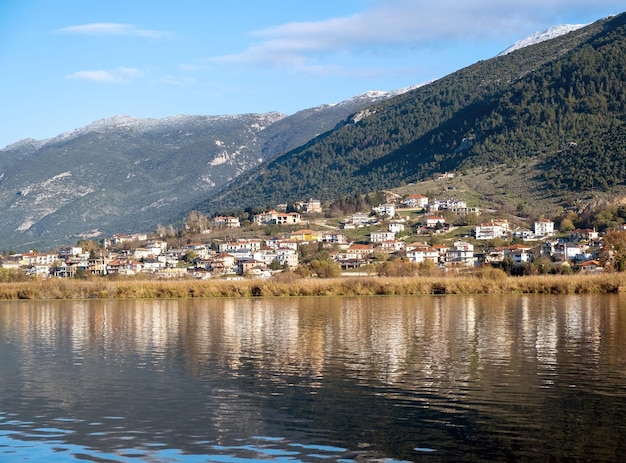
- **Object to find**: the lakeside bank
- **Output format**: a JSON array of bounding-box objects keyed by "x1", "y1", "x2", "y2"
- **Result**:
[{"x1": 1, "y1": 273, "x2": 625, "y2": 300}]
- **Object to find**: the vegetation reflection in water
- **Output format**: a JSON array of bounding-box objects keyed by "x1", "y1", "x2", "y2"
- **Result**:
[{"x1": 0, "y1": 295, "x2": 625, "y2": 462}]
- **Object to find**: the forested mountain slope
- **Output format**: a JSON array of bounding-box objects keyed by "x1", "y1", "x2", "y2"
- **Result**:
[{"x1": 203, "y1": 13, "x2": 626, "y2": 212}]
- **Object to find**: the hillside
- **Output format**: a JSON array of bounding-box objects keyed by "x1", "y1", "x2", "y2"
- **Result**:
[
  {"x1": 201, "y1": 13, "x2": 626, "y2": 216},
  {"x1": 0, "y1": 93, "x2": 398, "y2": 251}
]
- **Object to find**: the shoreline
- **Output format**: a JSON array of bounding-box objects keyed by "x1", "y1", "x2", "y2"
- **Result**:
[{"x1": 0, "y1": 273, "x2": 625, "y2": 300}]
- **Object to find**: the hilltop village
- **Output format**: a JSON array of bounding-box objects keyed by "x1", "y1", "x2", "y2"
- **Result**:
[{"x1": 1, "y1": 188, "x2": 616, "y2": 280}]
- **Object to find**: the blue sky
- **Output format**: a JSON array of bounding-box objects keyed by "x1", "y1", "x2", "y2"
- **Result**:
[{"x1": 0, "y1": 0, "x2": 623, "y2": 148}]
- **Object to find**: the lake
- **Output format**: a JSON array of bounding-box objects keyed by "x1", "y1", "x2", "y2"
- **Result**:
[{"x1": 1, "y1": 294, "x2": 625, "y2": 462}]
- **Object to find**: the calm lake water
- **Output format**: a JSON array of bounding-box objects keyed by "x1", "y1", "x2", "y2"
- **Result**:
[{"x1": 1, "y1": 295, "x2": 626, "y2": 462}]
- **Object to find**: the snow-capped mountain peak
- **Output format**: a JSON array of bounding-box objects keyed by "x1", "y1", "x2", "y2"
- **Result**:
[
  {"x1": 331, "y1": 83, "x2": 430, "y2": 108},
  {"x1": 498, "y1": 24, "x2": 588, "y2": 56}
]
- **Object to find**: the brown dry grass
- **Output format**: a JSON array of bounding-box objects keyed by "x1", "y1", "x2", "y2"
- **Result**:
[{"x1": 0, "y1": 273, "x2": 624, "y2": 300}]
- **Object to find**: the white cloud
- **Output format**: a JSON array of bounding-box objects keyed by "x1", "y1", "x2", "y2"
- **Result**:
[
  {"x1": 160, "y1": 75, "x2": 197, "y2": 86},
  {"x1": 211, "y1": 0, "x2": 622, "y2": 71},
  {"x1": 57, "y1": 22, "x2": 165, "y2": 39},
  {"x1": 66, "y1": 67, "x2": 143, "y2": 83}
]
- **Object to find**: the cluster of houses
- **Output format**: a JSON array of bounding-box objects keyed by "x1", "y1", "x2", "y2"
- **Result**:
[
  {"x1": 210, "y1": 199, "x2": 323, "y2": 229},
  {"x1": 0, "y1": 195, "x2": 611, "y2": 278}
]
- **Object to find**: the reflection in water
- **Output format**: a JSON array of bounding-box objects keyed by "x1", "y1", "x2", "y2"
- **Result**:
[{"x1": 1, "y1": 295, "x2": 626, "y2": 462}]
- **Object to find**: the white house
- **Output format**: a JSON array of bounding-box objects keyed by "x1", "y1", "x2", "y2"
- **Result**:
[
  {"x1": 332, "y1": 244, "x2": 374, "y2": 269},
  {"x1": 265, "y1": 238, "x2": 299, "y2": 250},
  {"x1": 253, "y1": 247, "x2": 299, "y2": 268},
  {"x1": 380, "y1": 240, "x2": 405, "y2": 252},
  {"x1": 347, "y1": 213, "x2": 373, "y2": 227},
  {"x1": 389, "y1": 222, "x2": 405, "y2": 233},
  {"x1": 21, "y1": 252, "x2": 59, "y2": 266},
  {"x1": 425, "y1": 216, "x2": 447, "y2": 228},
  {"x1": 132, "y1": 247, "x2": 158, "y2": 260},
  {"x1": 142, "y1": 257, "x2": 166, "y2": 272},
  {"x1": 445, "y1": 241, "x2": 476, "y2": 267},
  {"x1": 434, "y1": 199, "x2": 467, "y2": 210},
  {"x1": 373, "y1": 203, "x2": 396, "y2": 217},
  {"x1": 218, "y1": 240, "x2": 262, "y2": 256},
  {"x1": 180, "y1": 243, "x2": 211, "y2": 259},
  {"x1": 253, "y1": 210, "x2": 301, "y2": 225},
  {"x1": 569, "y1": 228, "x2": 599, "y2": 241},
  {"x1": 145, "y1": 240, "x2": 168, "y2": 255},
  {"x1": 343, "y1": 244, "x2": 374, "y2": 259},
  {"x1": 58, "y1": 246, "x2": 84, "y2": 258},
  {"x1": 402, "y1": 194, "x2": 429, "y2": 208},
  {"x1": 253, "y1": 210, "x2": 279, "y2": 225},
  {"x1": 322, "y1": 233, "x2": 348, "y2": 244},
  {"x1": 534, "y1": 219, "x2": 555, "y2": 237},
  {"x1": 297, "y1": 198, "x2": 323, "y2": 214},
  {"x1": 108, "y1": 233, "x2": 147, "y2": 247},
  {"x1": 212, "y1": 216, "x2": 241, "y2": 228},
  {"x1": 370, "y1": 231, "x2": 396, "y2": 243},
  {"x1": 553, "y1": 242, "x2": 585, "y2": 262},
  {"x1": 276, "y1": 212, "x2": 301, "y2": 225},
  {"x1": 207, "y1": 253, "x2": 237, "y2": 274},
  {"x1": 512, "y1": 228, "x2": 534, "y2": 240},
  {"x1": 406, "y1": 244, "x2": 439, "y2": 264},
  {"x1": 274, "y1": 248, "x2": 299, "y2": 268},
  {"x1": 504, "y1": 244, "x2": 534, "y2": 265},
  {"x1": 474, "y1": 221, "x2": 509, "y2": 240}
]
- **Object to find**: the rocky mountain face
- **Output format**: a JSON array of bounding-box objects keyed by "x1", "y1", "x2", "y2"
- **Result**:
[{"x1": 0, "y1": 91, "x2": 406, "y2": 251}]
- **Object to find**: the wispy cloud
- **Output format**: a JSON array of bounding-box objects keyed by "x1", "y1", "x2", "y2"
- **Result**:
[
  {"x1": 210, "y1": 0, "x2": 622, "y2": 73},
  {"x1": 66, "y1": 67, "x2": 143, "y2": 83},
  {"x1": 160, "y1": 75, "x2": 197, "y2": 86},
  {"x1": 57, "y1": 22, "x2": 165, "y2": 39}
]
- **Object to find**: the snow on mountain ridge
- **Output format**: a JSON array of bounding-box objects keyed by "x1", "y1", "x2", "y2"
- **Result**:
[
  {"x1": 56, "y1": 112, "x2": 285, "y2": 138},
  {"x1": 331, "y1": 83, "x2": 429, "y2": 108},
  {"x1": 498, "y1": 24, "x2": 588, "y2": 56},
  {"x1": 2, "y1": 138, "x2": 49, "y2": 152},
  {"x1": 1, "y1": 112, "x2": 288, "y2": 151}
]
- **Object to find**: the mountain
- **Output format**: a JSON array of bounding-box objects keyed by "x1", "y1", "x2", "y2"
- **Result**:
[
  {"x1": 0, "y1": 90, "x2": 409, "y2": 251},
  {"x1": 199, "y1": 12, "x2": 626, "y2": 215},
  {"x1": 3, "y1": 12, "x2": 625, "y2": 252},
  {"x1": 258, "y1": 87, "x2": 423, "y2": 159},
  {"x1": 497, "y1": 23, "x2": 588, "y2": 56}
]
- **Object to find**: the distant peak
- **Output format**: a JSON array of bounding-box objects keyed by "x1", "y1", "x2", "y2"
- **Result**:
[
  {"x1": 335, "y1": 83, "x2": 430, "y2": 107},
  {"x1": 1, "y1": 138, "x2": 48, "y2": 151},
  {"x1": 31, "y1": 112, "x2": 287, "y2": 147},
  {"x1": 498, "y1": 24, "x2": 588, "y2": 56}
]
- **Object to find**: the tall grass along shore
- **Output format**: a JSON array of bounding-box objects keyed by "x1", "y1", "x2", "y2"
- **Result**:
[{"x1": 1, "y1": 273, "x2": 625, "y2": 300}]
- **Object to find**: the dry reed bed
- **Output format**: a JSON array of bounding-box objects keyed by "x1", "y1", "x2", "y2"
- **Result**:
[{"x1": 0, "y1": 273, "x2": 625, "y2": 300}]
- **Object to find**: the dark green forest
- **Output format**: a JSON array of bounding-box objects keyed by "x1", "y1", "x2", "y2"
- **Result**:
[{"x1": 202, "y1": 13, "x2": 626, "y2": 213}]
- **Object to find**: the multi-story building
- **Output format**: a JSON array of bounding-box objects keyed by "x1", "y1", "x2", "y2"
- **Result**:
[
  {"x1": 212, "y1": 216, "x2": 241, "y2": 228},
  {"x1": 297, "y1": 198, "x2": 323, "y2": 214},
  {"x1": 373, "y1": 203, "x2": 396, "y2": 217},
  {"x1": 445, "y1": 241, "x2": 476, "y2": 267},
  {"x1": 534, "y1": 219, "x2": 555, "y2": 237},
  {"x1": 402, "y1": 194, "x2": 429, "y2": 208},
  {"x1": 370, "y1": 231, "x2": 396, "y2": 243},
  {"x1": 474, "y1": 220, "x2": 510, "y2": 240},
  {"x1": 406, "y1": 244, "x2": 439, "y2": 264},
  {"x1": 253, "y1": 210, "x2": 301, "y2": 225}
]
